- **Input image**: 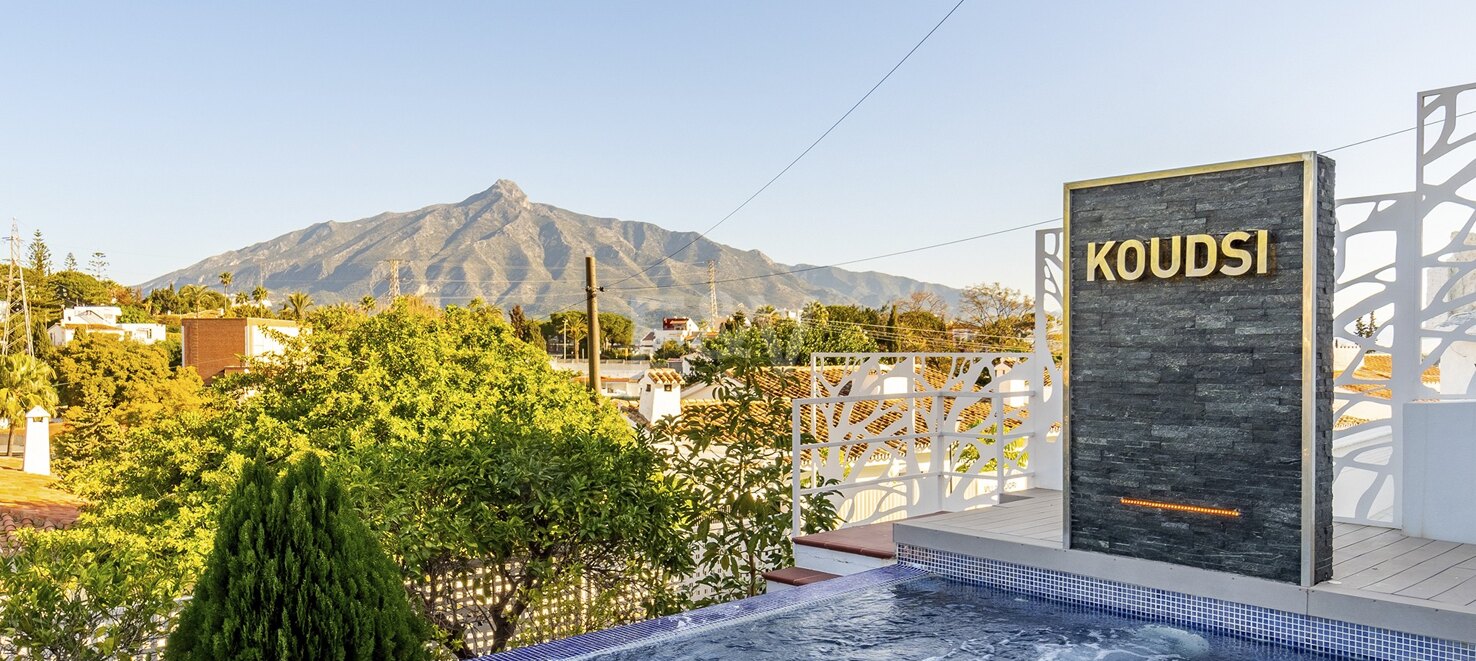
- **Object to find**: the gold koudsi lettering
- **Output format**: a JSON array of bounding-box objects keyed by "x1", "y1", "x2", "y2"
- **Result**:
[
  {"x1": 1083, "y1": 230, "x2": 1272, "y2": 281},
  {"x1": 1117, "y1": 239, "x2": 1146, "y2": 281},
  {"x1": 1184, "y1": 234, "x2": 1218, "y2": 277},
  {"x1": 1219, "y1": 231, "x2": 1254, "y2": 276},
  {"x1": 1087, "y1": 241, "x2": 1116, "y2": 281},
  {"x1": 1256, "y1": 229, "x2": 1270, "y2": 274},
  {"x1": 1149, "y1": 236, "x2": 1181, "y2": 278}
]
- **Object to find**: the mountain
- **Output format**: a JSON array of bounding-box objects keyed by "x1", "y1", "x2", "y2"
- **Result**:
[{"x1": 139, "y1": 180, "x2": 962, "y2": 324}]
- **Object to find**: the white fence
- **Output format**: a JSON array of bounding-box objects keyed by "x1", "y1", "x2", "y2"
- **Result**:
[{"x1": 790, "y1": 352, "x2": 1056, "y2": 534}]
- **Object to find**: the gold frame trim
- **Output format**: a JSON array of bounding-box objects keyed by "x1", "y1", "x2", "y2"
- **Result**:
[{"x1": 1060, "y1": 152, "x2": 1321, "y2": 586}]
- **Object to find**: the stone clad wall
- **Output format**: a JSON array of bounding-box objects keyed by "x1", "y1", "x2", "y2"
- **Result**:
[{"x1": 1066, "y1": 157, "x2": 1334, "y2": 584}]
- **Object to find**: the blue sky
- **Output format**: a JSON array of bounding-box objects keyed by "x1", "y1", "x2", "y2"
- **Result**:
[{"x1": 2, "y1": 1, "x2": 1474, "y2": 295}]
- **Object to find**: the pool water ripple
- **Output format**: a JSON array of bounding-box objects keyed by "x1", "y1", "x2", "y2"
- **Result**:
[{"x1": 587, "y1": 577, "x2": 1342, "y2": 660}]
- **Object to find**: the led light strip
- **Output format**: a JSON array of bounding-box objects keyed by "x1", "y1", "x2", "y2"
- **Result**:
[{"x1": 1119, "y1": 497, "x2": 1241, "y2": 518}]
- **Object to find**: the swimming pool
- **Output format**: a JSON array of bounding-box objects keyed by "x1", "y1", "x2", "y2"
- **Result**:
[{"x1": 486, "y1": 566, "x2": 1339, "y2": 660}]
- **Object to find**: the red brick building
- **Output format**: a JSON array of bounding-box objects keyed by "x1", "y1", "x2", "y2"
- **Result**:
[{"x1": 181, "y1": 317, "x2": 301, "y2": 384}]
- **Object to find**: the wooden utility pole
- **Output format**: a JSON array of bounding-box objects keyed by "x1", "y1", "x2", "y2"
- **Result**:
[
  {"x1": 585, "y1": 255, "x2": 601, "y2": 393},
  {"x1": 708, "y1": 260, "x2": 718, "y2": 329}
]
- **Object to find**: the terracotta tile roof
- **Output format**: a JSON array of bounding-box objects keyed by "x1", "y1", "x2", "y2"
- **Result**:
[
  {"x1": 640, "y1": 368, "x2": 683, "y2": 385},
  {"x1": 1344, "y1": 354, "x2": 1439, "y2": 382},
  {"x1": 1334, "y1": 353, "x2": 1440, "y2": 401}
]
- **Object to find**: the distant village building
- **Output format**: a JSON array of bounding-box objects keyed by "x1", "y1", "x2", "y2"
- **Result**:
[
  {"x1": 46, "y1": 306, "x2": 166, "y2": 346},
  {"x1": 651, "y1": 317, "x2": 700, "y2": 348},
  {"x1": 181, "y1": 317, "x2": 301, "y2": 384}
]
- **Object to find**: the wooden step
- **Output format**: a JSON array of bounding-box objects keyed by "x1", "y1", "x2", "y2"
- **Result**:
[{"x1": 762, "y1": 566, "x2": 840, "y2": 587}]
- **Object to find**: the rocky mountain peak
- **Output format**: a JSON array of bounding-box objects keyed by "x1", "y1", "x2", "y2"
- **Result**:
[
  {"x1": 461, "y1": 179, "x2": 529, "y2": 209},
  {"x1": 138, "y1": 182, "x2": 961, "y2": 319}
]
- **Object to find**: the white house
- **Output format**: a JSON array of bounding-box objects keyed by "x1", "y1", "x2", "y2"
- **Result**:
[
  {"x1": 47, "y1": 306, "x2": 166, "y2": 346},
  {"x1": 650, "y1": 317, "x2": 701, "y2": 350}
]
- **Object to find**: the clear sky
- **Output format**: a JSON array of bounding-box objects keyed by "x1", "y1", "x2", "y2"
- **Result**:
[{"x1": 2, "y1": 1, "x2": 1474, "y2": 296}]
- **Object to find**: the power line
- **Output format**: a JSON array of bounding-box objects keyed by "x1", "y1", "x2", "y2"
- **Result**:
[
  {"x1": 609, "y1": 216, "x2": 1061, "y2": 291},
  {"x1": 604, "y1": 0, "x2": 970, "y2": 289},
  {"x1": 1322, "y1": 108, "x2": 1476, "y2": 154},
  {"x1": 817, "y1": 316, "x2": 1038, "y2": 343}
]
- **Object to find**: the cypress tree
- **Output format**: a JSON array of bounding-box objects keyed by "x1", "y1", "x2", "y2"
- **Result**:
[{"x1": 167, "y1": 455, "x2": 428, "y2": 660}]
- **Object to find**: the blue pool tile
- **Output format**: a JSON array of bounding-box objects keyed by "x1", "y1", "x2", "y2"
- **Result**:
[{"x1": 896, "y1": 543, "x2": 1476, "y2": 661}]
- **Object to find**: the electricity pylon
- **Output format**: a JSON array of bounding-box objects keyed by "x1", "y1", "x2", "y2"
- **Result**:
[{"x1": 2, "y1": 220, "x2": 35, "y2": 358}]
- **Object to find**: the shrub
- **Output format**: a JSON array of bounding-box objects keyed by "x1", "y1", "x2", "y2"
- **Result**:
[
  {"x1": 0, "y1": 528, "x2": 179, "y2": 660},
  {"x1": 166, "y1": 454, "x2": 429, "y2": 660}
]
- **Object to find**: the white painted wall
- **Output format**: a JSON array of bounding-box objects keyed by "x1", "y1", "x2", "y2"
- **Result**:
[
  {"x1": 1402, "y1": 400, "x2": 1476, "y2": 544},
  {"x1": 246, "y1": 322, "x2": 301, "y2": 358},
  {"x1": 638, "y1": 377, "x2": 681, "y2": 422},
  {"x1": 1439, "y1": 342, "x2": 1476, "y2": 396},
  {"x1": 21, "y1": 407, "x2": 50, "y2": 476}
]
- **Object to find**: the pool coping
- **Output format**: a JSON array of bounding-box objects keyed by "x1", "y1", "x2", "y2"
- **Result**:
[{"x1": 473, "y1": 564, "x2": 926, "y2": 661}]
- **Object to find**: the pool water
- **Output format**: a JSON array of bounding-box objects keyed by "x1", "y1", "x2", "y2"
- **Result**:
[{"x1": 588, "y1": 576, "x2": 1341, "y2": 660}]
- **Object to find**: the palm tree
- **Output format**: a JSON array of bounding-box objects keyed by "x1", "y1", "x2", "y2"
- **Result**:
[
  {"x1": 0, "y1": 355, "x2": 58, "y2": 456},
  {"x1": 250, "y1": 285, "x2": 270, "y2": 316},
  {"x1": 218, "y1": 271, "x2": 233, "y2": 294},
  {"x1": 179, "y1": 284, "x2": 207, "y2": 313},
  {"x1": 359, "y1": 295, "x2": 377, "y2": 314},
  {"x1": 282, "y1": 291, "x2": 313, "y2": 322}
]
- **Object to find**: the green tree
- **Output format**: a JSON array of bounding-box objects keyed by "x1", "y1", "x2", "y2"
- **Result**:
[
  {"x1": 53, "y1": 333, "x2": 203, "y2": 426},
  {"x1": 0, "y1": 528, "x2": 180, "y2": 660},
  {"x1": 799, "y1": 302, "x2": 876, "y2": 358},
  {"x1": 359, "y1": 294, "x2": 377, "y2": 314},
  {"x1": 226, "y1": 302, "x2": 690, "y2": 654},
  {"x1": 27, "y1": 229, "x2": 52, "y2": 277},
  {"x1": 60, "y1": 409, "x2": 238, "y2": 584},
  {"x1": 281, "y1": 291, "x2": 313, "y2": 321},
  {"x1": 146, "y1": 285, "x2": 182, "y2": 314},
  {"x1": 880, "y1": 305, "x2": 899, "y2": 351},
  {"x1": 822, "y1": 304, "x2": 882, "y2": 329},
  {"x1": 119, "y1": 305, "x2": 155, "y2": 323},
  {"x1": 660, "y1": 347, "x2": 837, "y2": 604},
  {"x1": 507, "y1": 304, "x2": 530, "y2": 342},
  {"x1": 543, "y1": 311, "x2": 587, "y2": 359},
  {"x1": 88, "y1": 251, "x2": 108, "y2": 280},
  {"x1": 753, "y1": 304, "x2": 778, "y2": 327},
  {"x1": 251, "y1": 285, "x2": 268, "y2": 305},
  {"x1": 898, "y1": 309, "x2": 949, "y2": 352},
  {"x1": 653, "y1": 339, "x2": 688, "y2": 361},
  {"x1": 216, "y1": 271, "x2": 232, "y2": 295},
  {"x1": 166, "y1": 454, "x2": 429, "y2": 661},
  {"x1": 0, "y1": 354, "x2": 57, "y2": 456},
  {"x1": 177, "y1": 284, "x2": 206, "y2": 312},
  {"x1": 598, "y1": 312, "x2": 634, "y2": 348},
  {"x1": 956, "y1": 282, "x2": 1034, "y2": 351},
  {"x1": 63, "y1": 252, "x2": 78, "y2": 272},
  {"x1": 542, "y1": 311, "x2": 632, "y2": 356},
  {"x1": 47, "y1": 270, "x2": 110, "y2": 307}
]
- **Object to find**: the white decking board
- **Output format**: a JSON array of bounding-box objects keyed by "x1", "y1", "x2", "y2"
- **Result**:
[{"x1": 891, "y1": 488, "x2": 1476, "y2": 644}]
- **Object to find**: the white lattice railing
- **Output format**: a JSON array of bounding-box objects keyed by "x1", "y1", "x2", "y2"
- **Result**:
[{"x1": 790, "y1": 352, "x2": 1051, "y2": 535}]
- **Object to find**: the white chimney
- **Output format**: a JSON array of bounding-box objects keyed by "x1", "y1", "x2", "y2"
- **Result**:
[{"x1": 638, "y1": 369, "x2": 683, "y2": 422}]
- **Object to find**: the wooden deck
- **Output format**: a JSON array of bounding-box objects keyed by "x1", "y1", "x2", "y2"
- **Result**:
[
  {"x1": 1332, "y1": 521, "x2": 1476, "y2": 607},
  {"x1": 897, "y1": 489, "x2": 1476, "y2": 608}
]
